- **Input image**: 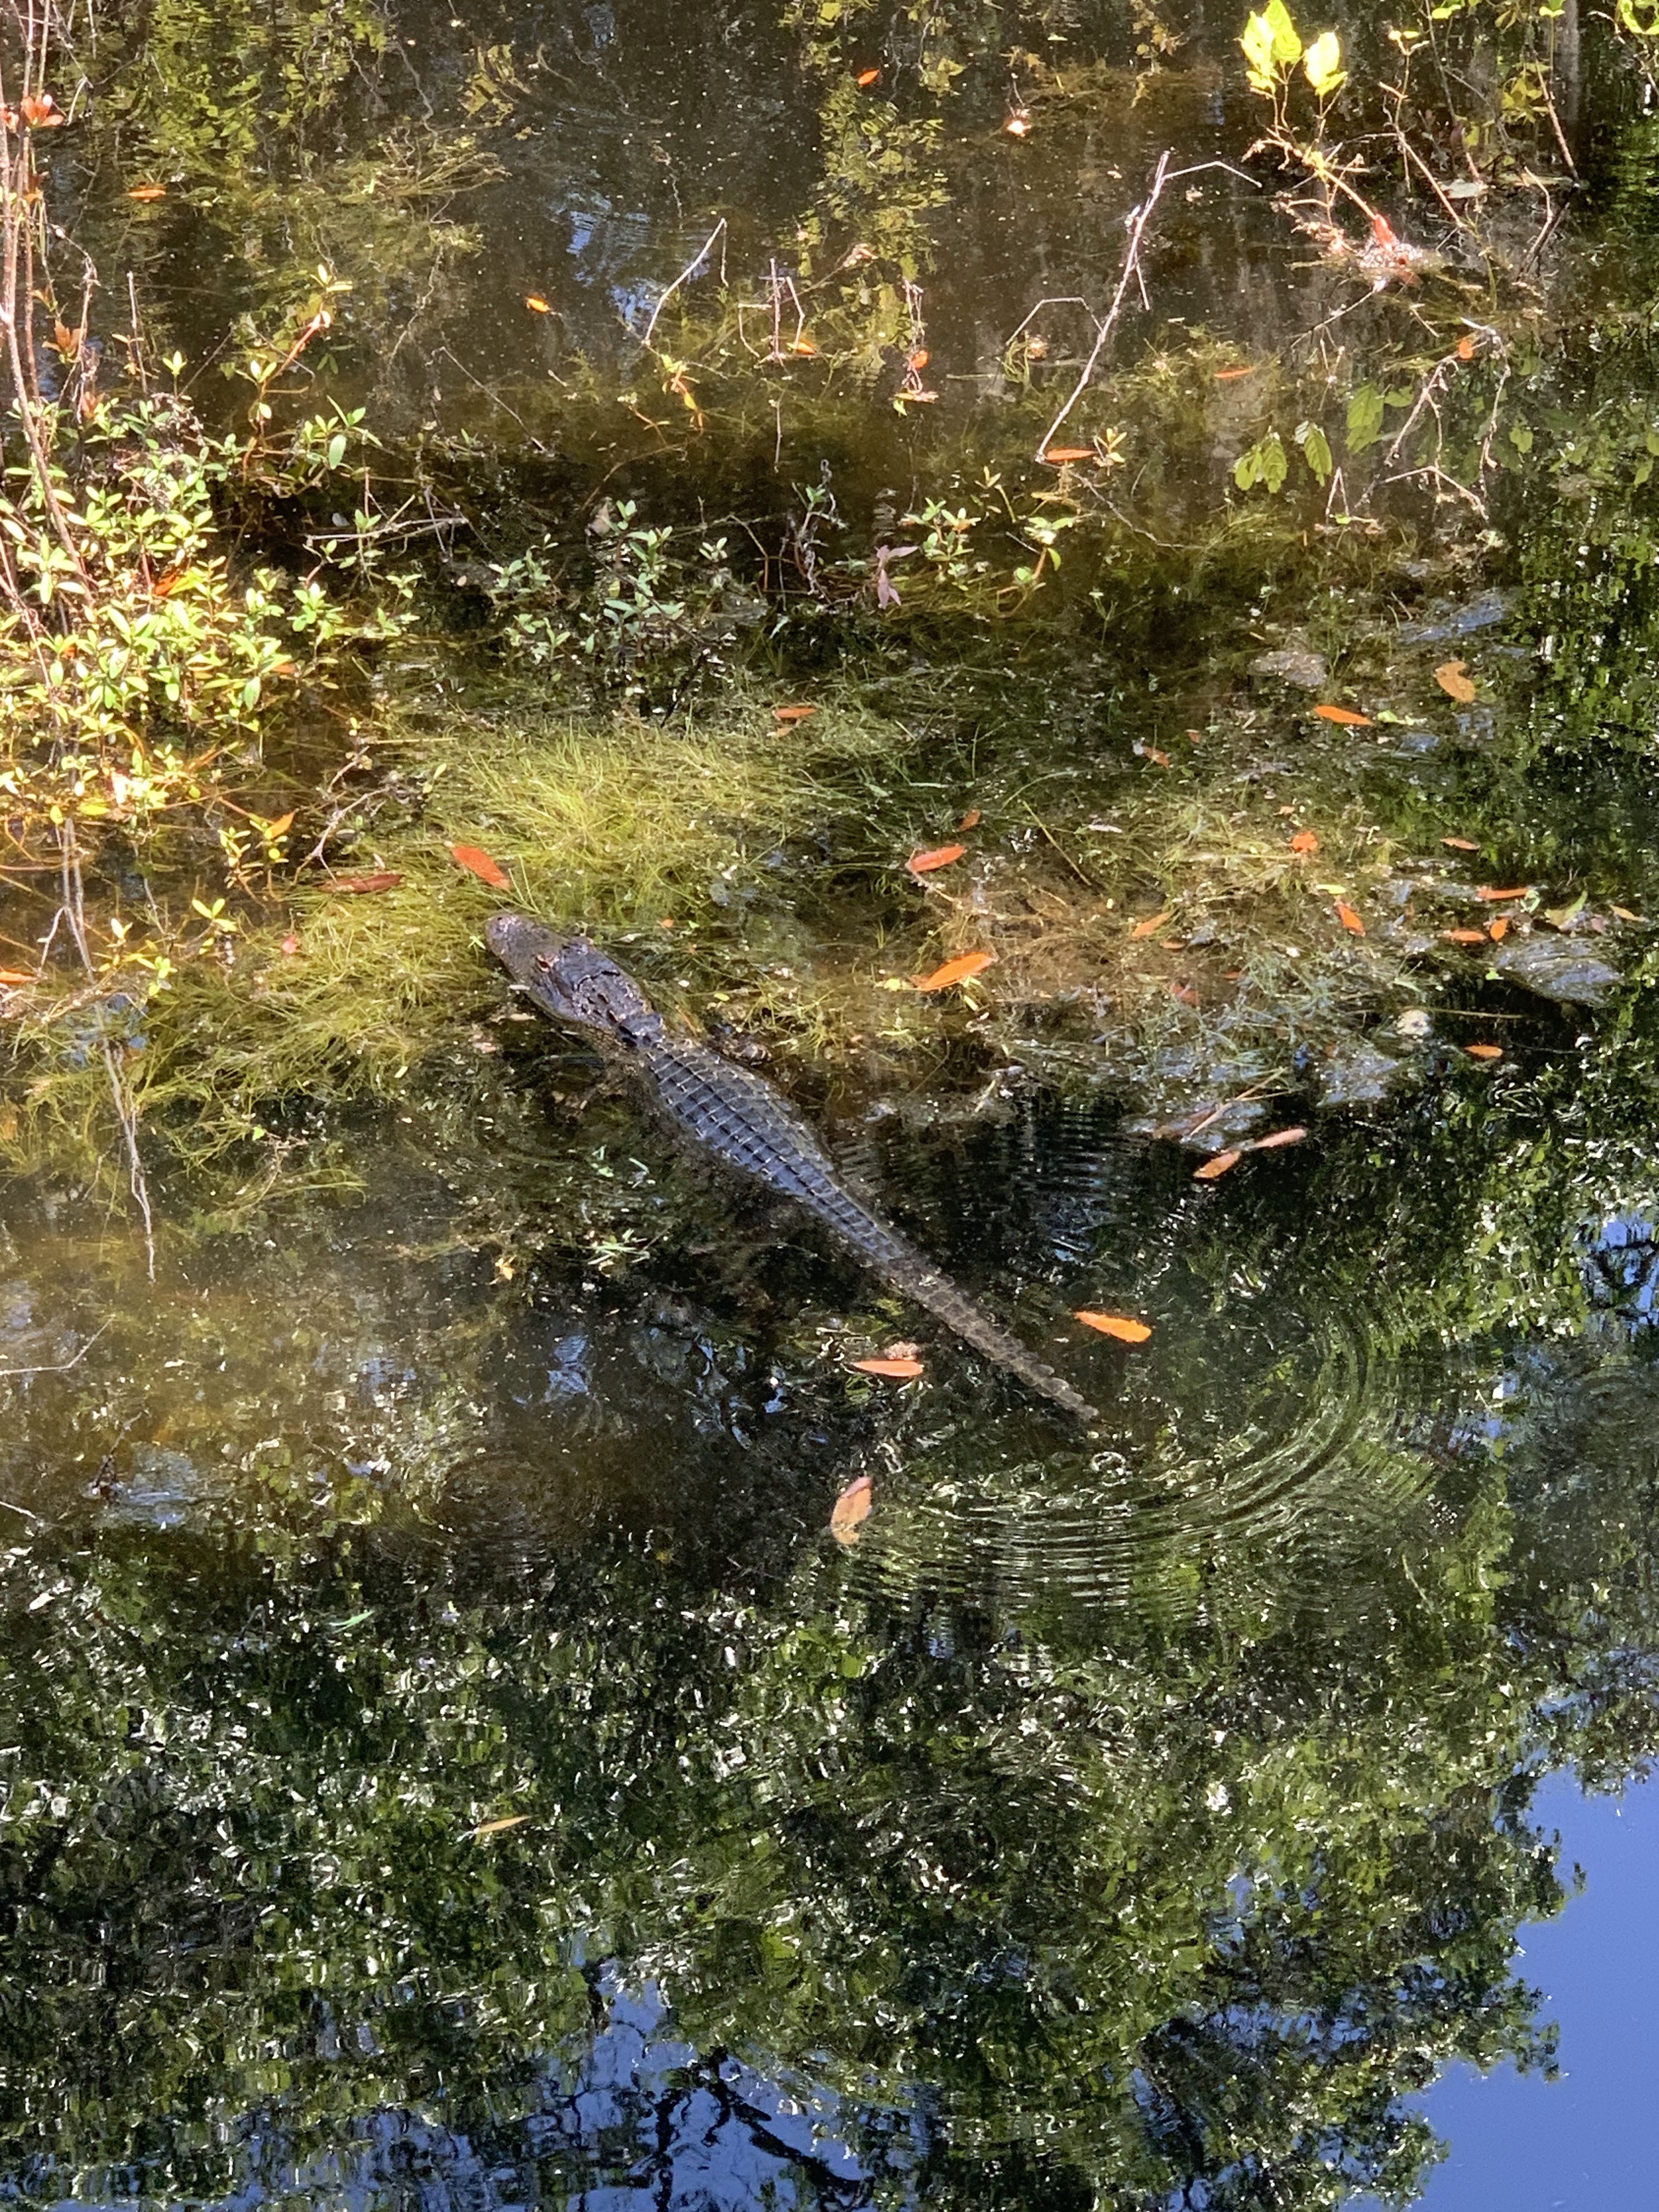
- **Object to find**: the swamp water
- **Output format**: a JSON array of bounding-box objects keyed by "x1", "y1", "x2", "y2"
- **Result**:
[{"x1": 7, "y1": 1, "x2": 1659, "y2": 2204}]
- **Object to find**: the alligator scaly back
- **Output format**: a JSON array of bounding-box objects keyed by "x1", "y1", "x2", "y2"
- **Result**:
[{"x1": 487, "y1": 912, "x2": 1098, "y2": 1424}]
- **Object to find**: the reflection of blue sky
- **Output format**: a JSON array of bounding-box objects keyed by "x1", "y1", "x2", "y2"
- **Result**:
[
  {"x1": 1368, "y1": 1771, "x2": 1659, "y2": 2212},
  {"x1": 162, "y1": 1973, "x2": 906, "y2": 2212}
]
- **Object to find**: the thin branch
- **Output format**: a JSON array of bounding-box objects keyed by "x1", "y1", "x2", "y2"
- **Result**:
[
  {"x1": 0, "y1": 1321, "x2": 107, "y2": 1382},
  {"x1": 640, "y1": 217, "x2": 727, "y2": 348}
]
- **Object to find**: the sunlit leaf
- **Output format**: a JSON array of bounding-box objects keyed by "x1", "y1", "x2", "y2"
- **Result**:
[
  {"x1": 126, "y1": 182, "x2": 167, "y2": 201},
  {"x1": 0, "y1": 967, "x2": 35, "y2": 985},
  {"x1": 1131, "y1": 909, "x2": 1174, "y2": 939},
  {"x1": 830, "y1": 1474, "x2": 875, "y2": 1545},
  {"x1": 470, "y1": 1814, "x2": 531, "y2": 1837},
  {"x1": 1289, "y1": 830, "x2": 1319, "y2": 853},
  {"x1": 1466, "y1": 1043, "x2": 1503, "y2": 1060},
  {"x1": 449, "y1": 842, "x2": 512, "y2": 890},
  {"x1": 524, "y1": 295, "x2": 551, "y2": 313},
  {"x1": 1042, "y1": 447, "x2": 1096, "y2": 464},
  {"x1": 279, "y1": 932, "x2": 301, "y2": 958},
  {"x1": 1074, "y1": 1311, "x2": 1152, "y2": 1342},
  {"x1": 856, "y1": 67, "x2": 880, "y2": 86},
  {"x1": 1487, "y1": 917, "x2": 1510, "y2": 941},
  {"x1": 1302, "y1": 29, "x2": 1345, "y2": 96},
  {"x1": 1335, "y1": 899, "x2": 1365, "y2": 935},
  {"x1": 914, "y1": 950, "x2": 996, "y2": 992},
  {"x1": 1612, "y1": 906, "x2": 1644, "y2": 923},
  {"x1": 329, "y1": 872, "x2": 402, "y2": 894},
  {"x1": 957, "y1": 807, "x2": 982, "y2": 831},
  {"x1": 850, "y1": 1357, "x2": 924, "y2": 1379},
  {"x1": 773, "y1": 703, "x2": 819, "y2": 721},
  {"x1": 1214, "y1": 365, "x2": 1256, "y2": 381},
  {"x1": 1443, "y1": 928, "x2": 1487, "y2": 944},
  {"x1": 907, "y1": 843, "x2": 966, "y2": 874},
  {"x1": 1442, "y1": 835, "x2": 1480, "y2": 851},
  {"x1": 1455, "y1": 334, "x2": 1476, "y2": 361},
  {"x1": 1313, "y1": 702, "x2": 1371, "y2": 726},
  {"x1": 1194, "y1": 1149, "x2": 1243, "y2": 1181},
  {"x1": 1476, "y1": 885, "x2": 1530, "y2": 902},
  {"x1": 1435, "y1": 659, "x2": 1478, "y2": 703}
]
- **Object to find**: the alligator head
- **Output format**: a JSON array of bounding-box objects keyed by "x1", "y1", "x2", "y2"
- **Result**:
[{"x1": 486, "y1": 912, "x2": 665, "y2": 1046}]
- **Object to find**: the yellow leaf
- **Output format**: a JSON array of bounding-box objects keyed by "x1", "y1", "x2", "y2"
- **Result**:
[
  {"x1": 1303, "y1": 29, "x2": 1345, "y2": 96},
  {"x1": 1074, "y1": 1311, "x2": 1152, "y2": 1343},
  {"x1": 1436, "y1": 659, "x2": 1478, "y2": 703},
  {"x1": 830, "y1": 1474, "x2": 874, "y2": 1545}
]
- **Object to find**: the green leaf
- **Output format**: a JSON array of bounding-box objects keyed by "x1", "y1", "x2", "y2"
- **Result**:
[
  {"x1": 326, "y1": 433, "x2": 347, "y2": 470},
  {"x1": 1303, "y1": 29, "x2": 1345, "y2": 95},
  {"x1": 1509, "y1": 423, "x2": 1534, "y2": 455},
  {"x1": 1346, "y1": 385, "x2": 1385, "y2": 452},
  {"x1": 1234, "y1": 432, "x2": 1288, "y2": 494},
  {"x1": 1299, "y1": 422, "x2": 1334, "y2": 484}
]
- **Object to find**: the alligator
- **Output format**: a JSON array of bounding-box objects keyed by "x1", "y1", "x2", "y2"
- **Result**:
[{"x1": 486, "y1": 912, "x2": 1098, "y2": 1423}]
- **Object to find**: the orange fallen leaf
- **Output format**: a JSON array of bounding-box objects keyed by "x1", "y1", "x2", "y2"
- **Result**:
[
  {"x1": 1443, "y1": 928, "x2": 1488, "y2": 944},
  {"x1": 19, "y1": 94, "x2": 64, "y2": 128},
  {"x1": 524, "y1": 294, "x2": 551, "y2": 314},
  {"x1": 127, "y1": 182, "x2": 167, "y2": 202},
  {"x1": 773, "y1": 703, "x2": 818, "y2": 722},
  {"x1": 329, "y1": 871, "x2": 402, "y2": 894},
  {"x1": 1171, "y1": 981, "x2": 1200, "y2": 1006},
  {"x1": 1131, "y1": 909, "x2": 1174, "y2": 939},
  {"x1": 1042, "y1": 447, "x2": 1096, "y2": 464},
  {"x1": 850, "y1": 1356, "x2": 924, "y2": 1379},
  {"x1": 1335, "y1": 900, "x2": 1365, "y2": 935},
  {"x1": 914, "y1": 950, "x2": 996, "y2": 992},
  {"x1": 831, "y1": 1475, "x2": 875, "y2": 1545},
  {"x1": 1466, "y1": 1043, "x2": 1503, "y2": 1060},
  {"x1": 1612, "y1": 906, "x2": 1644, "y2": 923},
  {"x1": 1194, "y1": 1149, "x2": 1243, "y2": 1181},
  {"x1": 279, "y1": 933, "x2": 300, "y2": 958},
  {"x1": 449, "y1": 842, "x2": 512, "y2": 890},
  {"x1": 1313, "y1": 703, "x2": 1372, "y2": 727},
  {"x1": 1214, "y1": 365, "x2": 1256, "y2": 380},
  {"x1": 1442, "y1": 836, "x2": 1480, "y2": 851},
  {"x1": 1476, "y1": 885, "x2": 1530, "y2": 902},
  {"x1": 0, "y1": 967, "x2": 35, "y2": 985},
  {"x1": 1248, "y1": 1125, "x2": 1308, "y2": 1152},
  {"x1": 1456, "y1": 334, "x2": 1476, "y2": 360},
  {"x1": 907, "y1": 349, "x2": 930, "y2": 371},
  {"x1": 1436, "y1": 660, "x2": 1478, "y2": 703},
  {"x1": 1075, "y1": 1311, "x2": 1152, "y2": 1343},
  {"x1": 1289, "y1": 830, "x2": 1319, "y2": 854},
  {"x1": 957, "y1": 806, "x2": 982, "y2": 831},
  {"x1": 470, "y1": 1814, "x2": 531, "y2": 1837},
  {"x1": 907, "y1": 843, "x2": 966, "y2": 874},
  {"x1": 1487, "y1": 917, "x2": 1510, "y2": 941},
  {"x1": 856, "y1": 67, "x2": 880, "y2": 86},
  {"x1": 1141, "y1": 745, "x2": 1172, "y2": 768}
]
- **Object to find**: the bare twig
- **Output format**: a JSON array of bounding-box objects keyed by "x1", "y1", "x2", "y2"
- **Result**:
[
  {"x1": 640, "y1": 217, "x2": 728, "y2": 349},
  {"x1": 0, "y1": 1321, "x2": 107, "y2": 1381}
]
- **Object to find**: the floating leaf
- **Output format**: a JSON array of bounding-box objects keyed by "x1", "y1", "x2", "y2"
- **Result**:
[
  {"x1": 914, "y1": 950, "x2": 996, "y2": 992},
  {"x1": 856, "y1": 67, "x2": 880, "y2": 85},
  {"x1": 126, "y1": 182, "x2": 167, "y2": 202},
  {"x1": 1543, "y1": 892, "x2": 1588, "y2": 930},
  {"x1": 1435, "y1": 659, "x2": 1478, "y2": 703},
  {"x1": 279, "y1": 933, "x2": 301, "y2": 958},
  {"x1": 1042, "y1": 447, "x2": 1095, "y2": 464},
  {"x1": 957, "y1": 806, "x2": 982, "y2": 831},
  {"x1": 851, "y1": 1357, "x2": 924, "y2": 1384},
  {"x1": 1131, "y1": 909, "x2": 1174, "y2": 939},
  {"x1": 1476, "y1": 885, "x2": 1530, "y2": 902},
  {"x1": 1313, "y1": 703, "x2": 1372, "y2": 726},
  {"x1": 1612, "y1": 905, "x2": 1644, "y2": 923},
  {"x1": 1335, "y1": 900, "x2": 1365, "y2": 935},
  {"x1": 1443, "y1": 928, "x2": 1487, "y2": 944},
  {"x1": 1455, "y1": 334, "x2": 1476, "y2": 361},
  {"x1": 470, "y1": 1814, "x2": 532, "y2": 1837},
  {"x1": 830, "y1": 1474, "x2": 875, "y2": 1545},
  {"x1": 1442, "y1": 835, "x2": 1480, "y2": 851},
  {"x1": 524, "y1": 294, "x2": 551, "y2": 313},
  {"x1": 1214, "y1": 365, "x2": 1256, "y2": 380},
  {"x1": 1248, "y1": 1125, "x2": 1308, "y2": 1152},
  {"x1": 1194, "y1": 1149, "x2": 1243, "y2": 1181},
  {"x1": 1466, "y1": 1043, "x2": 1503, "y2": 1060},
  {"x1": 1488, "y1": 917, "x2": 1510, "y2": 941},
  {"x1": 0, "y1": 967, "x2": 35, "y2": 985},
  {"x1": 1289, "y1": 830, "x2": 1319, "y2": 854},
  {"x1": 907, "y1": 843, "x2": 966, "y2": 874},
  {"x1": 1075, "y1": 1311, "x2": 1152, "y2": 1343},
  {"x1": 329, "y1": 871, "x2": 402, "y2": 894},
  {"x1": 773, "y1": 703, "x2": 819, "y2": 722},
  {"x1": 450, "y1": 842, "x2": 512, "y2": 890},
  {"x1": 1003, "y1": 110, "x2": 1032, "y2": 136}
]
